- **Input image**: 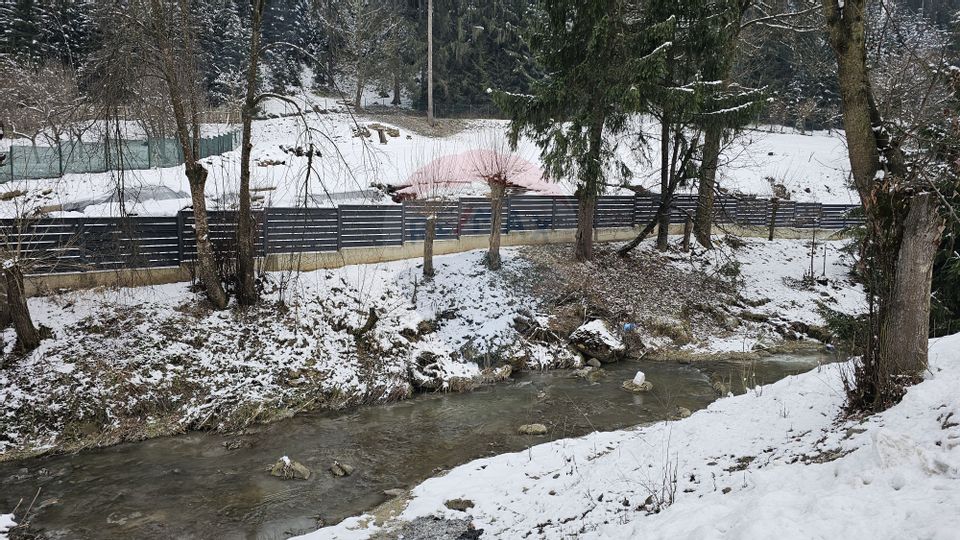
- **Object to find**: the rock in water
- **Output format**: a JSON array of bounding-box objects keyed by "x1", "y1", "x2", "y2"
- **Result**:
[
  {"x1": 569, "y1": 320, "x2": 627, "y2": 363},
  {"x1": 632, "y1": 371, "x2": 646, "y2": 386},
  {"x1": 518, "y1": 423, "x2": 548, "y2": 435},
  {"x1": 444, "y1": 498, "x2": 476, "y2": 512},
  {"x1": 330, "y1": 461, "x2": 355, "y2": 477},
  {"x1": 677, "y1": 407, "x2": 692, "y2": 418},
  {"x1": 622, "y1": 379, "x2": 653, "y2": 393},
  {"x1": 269, "y1": 456, "x2": 311, "y2": 480},
  {"x1": 586, "y1": 358, "x2": 602, "y2": 368}
]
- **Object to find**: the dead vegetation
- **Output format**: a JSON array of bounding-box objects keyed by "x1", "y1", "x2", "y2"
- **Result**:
[{"x1": 514, "y1": 244, "x2": 740, "y2": 355}]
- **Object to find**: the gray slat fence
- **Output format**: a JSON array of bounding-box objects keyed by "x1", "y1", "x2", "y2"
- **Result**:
[{"x1": 2, "y1": 193, "x2": 863, "y2": 275}]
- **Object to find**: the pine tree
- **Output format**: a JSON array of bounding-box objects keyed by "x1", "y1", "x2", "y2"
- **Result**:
[{"x1": 496, "y1": 0, "x2": 673, "y2": 261}]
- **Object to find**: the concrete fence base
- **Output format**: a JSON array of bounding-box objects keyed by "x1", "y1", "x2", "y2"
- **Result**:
[{"x1": 24, "y1": 225, "x2": 846, "y2": 297}]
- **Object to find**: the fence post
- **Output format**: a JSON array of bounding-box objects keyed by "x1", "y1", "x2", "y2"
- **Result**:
[
  {"x1": 147, "y1": 138, "x2": 152, "y2": 169},
  {"x1": 8, "y1": 146, "x2": 14, "y2": 181},
  {"x1": 551, "y1": 197, "x2": 558, "y2": 230},
  {"x1": 505, "y1": 196, "x2": 512, "y2": 234}
]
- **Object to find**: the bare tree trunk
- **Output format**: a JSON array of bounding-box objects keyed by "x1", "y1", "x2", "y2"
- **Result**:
[
  {"x1": 694, "y1": 124, "x2": 722, "y2": 248},
  {"x1": 880, "y1": 193, "x2": 944, "y2": 374},
  {"x1": 423, "y1": 214, "x2": 436, "y2": 278},
  {"x1": 768, "y1": 197, "x2": 779, "y2": 241},
  {"x1": 682, "y1": 216, "x2": 692, "y2": 252},
  {"x1": 392, "y1": 73, "x2": 402, "y2": 106},
  {"x1": 5, "y1": 264, "x2": 40, "y2": 352},
  {"x1": 822, "y1": 0, "x2": 944, "y2": 407},
  {"x1": 574, "y1": 193, "x2": 596, "y2": 262},
  {"x1": 354, "y1": 77, "x2": 365, "y2": 111},
  {"x1": 237, "y1": 0, "x2": 264, "y2": 307},
  {"x1": 427, "y1": 0, "x2": 434, "y2": 125},
  {"x1": 186, "y1": 164, "x2": 229, "y2": 309},
  {"x1": 487, "y1": 184, "x2": 505, "y2": 270},
  {"x1": 656, "y1": 115, "x2": 671, "y2": 251},
  {"x1": 574, "y1": 112, "x2": 605, "y2": 262}
]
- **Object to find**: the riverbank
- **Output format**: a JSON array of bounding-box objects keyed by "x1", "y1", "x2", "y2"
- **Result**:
[
  {"x1": 0, "y1": 237, "x2": 863, "y2": 462},
  {"x1": 303, "y1": 332, "x2": 960, "y2": 539}
]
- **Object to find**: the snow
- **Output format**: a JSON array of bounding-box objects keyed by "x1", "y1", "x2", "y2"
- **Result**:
[
  {"x1": 302, "y1": 332, "x2": 960, "y2": 540},
  {"x1": 571, "y1": 319, "x2": 625, "y2": 351},
  {"x1": 0, "y1": 514, "x2": 14, "y2": 540},
  {"x1": 0, "y1": 249, "x2": 549, "y2": 457},
  {"x1": 670, "y1": 237, "x2": 866, "y2": 353},
  {"x1": 0, "y1": 92, "x2": 858, "y2": 219}
]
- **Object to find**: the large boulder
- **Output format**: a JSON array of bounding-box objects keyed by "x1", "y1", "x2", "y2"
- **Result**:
[{"x1": 569, "y1": 320, "x2": 626, "y2": 363}]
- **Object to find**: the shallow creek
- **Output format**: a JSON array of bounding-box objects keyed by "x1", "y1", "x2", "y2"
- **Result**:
[{"x1": 0, "y1": 353, "x2": 831, "y2": 539}]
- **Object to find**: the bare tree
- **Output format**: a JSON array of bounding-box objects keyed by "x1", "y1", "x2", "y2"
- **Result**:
[
  {"x1": 319, "y1": 0, "x2": 403, "y2": 111},
  {"x1": 0, "y1": 60, "x2": 85, "y2": 150},
  {"x1": 236, "y1": 0, "x2": 266, "y2": 306},
  {"x1": 822, "y1": 0, "x2": 946, "y2": 409},
  {"x1": 404, "y1": 147, "x2": 463, "y2": 279},
  {"x1": 472, "y1": 131, "x2": 535, "y2": 270},
  {"x1": 96, "y1": 0, "x2": 230, "y2": 308}
]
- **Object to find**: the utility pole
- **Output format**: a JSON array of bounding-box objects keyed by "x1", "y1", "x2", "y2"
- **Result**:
[{"x1": 427, "y1": 0, "x2": 434, "y2": 126}]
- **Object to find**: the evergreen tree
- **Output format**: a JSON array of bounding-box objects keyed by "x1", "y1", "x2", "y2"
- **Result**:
[
  {"x1": 496, "y1": 0, "x2": 673, "y2": 261},
  {"x1": 194, "y1": 0, "x2": 249, "y2": 103}
]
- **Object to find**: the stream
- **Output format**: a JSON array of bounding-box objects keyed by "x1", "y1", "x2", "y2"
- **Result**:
[{"x1": 0, "y1": 353, "x2": 831, "y2": 539}]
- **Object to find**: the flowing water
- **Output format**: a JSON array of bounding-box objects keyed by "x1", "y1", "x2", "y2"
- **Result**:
[{"x1": 0, "y1": 353, "x2": 831, "y2": 539}]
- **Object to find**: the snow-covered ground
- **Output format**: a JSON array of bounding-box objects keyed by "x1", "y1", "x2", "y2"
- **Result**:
[
  {"x1": 0, "y1": 237, "x2": 864, "y2": 460},
  {"x1": 0, "y1": 250, "x2": 545, "y2": 459},
  {"x1": 0, "y1": 92, "x2": 857, "y2": 218},
  {"x1": 303, "y1": 332, "x2": 960, "y2": 540},
  {"x1": 673, "y1": 237, "x2": 865, "y2": 353},
  {"x1": 0, "y1": 513, "x2": 14, "y2": 540}
]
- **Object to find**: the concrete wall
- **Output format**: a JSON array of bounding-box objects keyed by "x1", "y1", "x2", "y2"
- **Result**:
[{"x1": 22, "y1": 225, "x2": 846, "y2": 297}]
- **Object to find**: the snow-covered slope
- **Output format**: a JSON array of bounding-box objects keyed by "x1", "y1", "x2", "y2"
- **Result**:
[
  {"x1": 0, "y1": 94, "x2": 856, "y2": 218},
  {"x1": 305, "y1": 333, "x2": 960, "y2": 539}
]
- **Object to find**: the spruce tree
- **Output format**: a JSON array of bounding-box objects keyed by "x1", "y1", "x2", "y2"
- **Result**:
[{"x1": 495, "y1": 0, "x2": 673, "y2": 261}]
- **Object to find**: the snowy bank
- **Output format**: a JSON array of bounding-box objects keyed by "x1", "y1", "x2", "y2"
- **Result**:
[
  {"x1": 303, "y1": 333, "x2": 960, "y2": 539},
  {"x1": 0, "y1": 250, "x2": 559, "y2": 460}
]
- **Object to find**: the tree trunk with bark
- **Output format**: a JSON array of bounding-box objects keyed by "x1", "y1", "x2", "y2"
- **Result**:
[
  {"x1": 487, "y1": 183, "x2": 506, "y2": 270},
  {"x1": 694, "y1": 124, "x2": 722, "y2": 248},
  {"x1": 5, "y1": 264, "x2": 40, "y2": 352},
  {"x1": 186, "y1": 164, "x2": 229, "y2": 309},
  {"x1": 237, "y1": 0, "x2": 264, "y2": 306},
  {"x1": 880, "y1": 193, "x2": 944, "y2": 374},
  {"x1": 354, "y1": 77, "x2": 365, "y2": 111},
  {"x1": 822, "y1": 0, "x2": 945, "y2": 408},
  {"x1": 423, "y1": 214, "x2": 436, "y2": 278},
  {"x1": 656, "y1": 115, "x2": 671, "y2": 251},
  {"x1": 392, "y1": 73, "x2": 402, "y2": 106},
  {"x1": 574, "y1": 113, "x2": 605, "y2": 262}
]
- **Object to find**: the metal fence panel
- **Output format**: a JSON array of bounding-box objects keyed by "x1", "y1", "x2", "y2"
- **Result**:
[
  {"x1": 594, "y1": 196, "x2": 635, "y2": 228},
  {"x1": 264, "y1": 207, "x2": 339, "y2": 254},
  {"x1": 339, "y1": 205, "x2": 403, "y2": 248},
  {"x1": 403, "y1": 201, "x2": 460, "y2": 241},
  {"x1": 509, "y1": 195, "x2": 554, "y2": 231}
]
